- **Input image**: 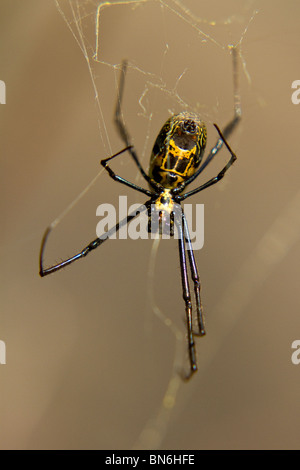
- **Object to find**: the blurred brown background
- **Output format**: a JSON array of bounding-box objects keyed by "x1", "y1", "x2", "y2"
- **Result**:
[{"x1": 1, "y1": 0, "x2": 300, "y2": 450}]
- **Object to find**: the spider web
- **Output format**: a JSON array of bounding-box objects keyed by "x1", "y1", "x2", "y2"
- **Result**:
[
  {"x1": 55, "y1": 0, "x2": 255, "y2": 164},
  {"x1": 53, "y1": 0, "x2": 259, "y2": 450}
]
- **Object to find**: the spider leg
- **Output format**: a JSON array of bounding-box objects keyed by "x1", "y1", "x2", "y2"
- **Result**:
[
  {"x1": 176, "y1": 212, "x2": 198, "y2": 378},
  {"x1": 177, "y1": 124, "x2": 237, "y2": 201},
  {"x1": 172, "y1": 45, "x2": 241, "y2": 194},
  {"x1": 195, "y1": 112, "x2": 240, "y2": 176},
  {"x1": 101, "y1": 148, "x2": 152, "y2": 197},
  {"x1": 114, "y1": 60, "x2": 150, "y2": 184},
  {"x1": 39, "y1": 203, "x2": 148, "y2": 277},
  {"x1": 182, "y1": 212, "x2": 205, "y2": 336}
]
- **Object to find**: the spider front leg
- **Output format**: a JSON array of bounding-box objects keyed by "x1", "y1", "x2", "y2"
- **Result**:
[
  {"x1": 173, "y1": 45, "x2": 241, "y2": 190},
  {"x1": 197, "y1": 45, "x2": 241, "y2": 174},
  {"x1": 114, "y1": 60, "x2": 150, "y2": 184}
]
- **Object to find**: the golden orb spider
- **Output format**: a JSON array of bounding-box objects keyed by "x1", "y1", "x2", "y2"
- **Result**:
[{"x1": 40, "y1": 50, "x2": 241, "y2": 379}]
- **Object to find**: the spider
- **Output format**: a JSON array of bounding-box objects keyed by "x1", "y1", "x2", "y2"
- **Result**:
[{"x1": 40, "y1": 53, "x2": 241, "y2": 379}]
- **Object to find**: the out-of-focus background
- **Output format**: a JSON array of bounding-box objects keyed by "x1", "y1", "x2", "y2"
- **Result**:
[{"x1": 1, "y1": 0, "x2": 300, "y2": 450}]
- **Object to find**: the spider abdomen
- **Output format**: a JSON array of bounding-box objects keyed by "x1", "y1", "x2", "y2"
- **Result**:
[{"x1": 148, "y1": 112, "x2": 207, "y2": 190}]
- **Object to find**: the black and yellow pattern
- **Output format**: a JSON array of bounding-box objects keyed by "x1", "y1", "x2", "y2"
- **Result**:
[{"x1": 148, "y1": 112, "x2": 207, "y2": 190}]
